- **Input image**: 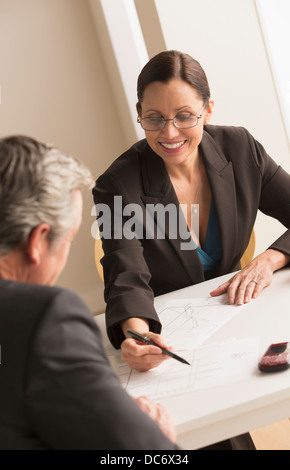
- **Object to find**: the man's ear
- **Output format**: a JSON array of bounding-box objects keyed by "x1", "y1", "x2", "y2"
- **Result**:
[{"x1": 26, "y1": 223, "x2": 51, "y2": 265}]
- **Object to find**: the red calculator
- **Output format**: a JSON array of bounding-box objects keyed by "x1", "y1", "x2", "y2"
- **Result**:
[{"x1": 259, "y1": 342, "x2": 290, "y2": 372}]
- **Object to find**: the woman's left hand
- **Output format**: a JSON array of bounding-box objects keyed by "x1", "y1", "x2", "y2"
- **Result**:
[{"x1": 210, "y1": 249, "x2": 290, "y2": 305}]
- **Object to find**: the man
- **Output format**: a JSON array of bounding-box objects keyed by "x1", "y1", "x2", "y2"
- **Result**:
[{"x1": 0, "y1": 136, "x2": 178, "y2": 450}]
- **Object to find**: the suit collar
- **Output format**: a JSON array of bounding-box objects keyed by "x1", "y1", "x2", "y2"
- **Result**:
[
  {"x1": 200, "y1": 131, "x2": 238, "y2": 274},
  {"x1": 140, "y1": 142, "x2": 171, "y2": 198}
]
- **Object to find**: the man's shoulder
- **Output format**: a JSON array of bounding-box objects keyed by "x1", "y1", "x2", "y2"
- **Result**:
[
  {"x1": 0, "y1": 279, "x2": 90, "y2": 320},
  {"x1": 0, "y1": 278, "x2": 76, "y2": 300}
]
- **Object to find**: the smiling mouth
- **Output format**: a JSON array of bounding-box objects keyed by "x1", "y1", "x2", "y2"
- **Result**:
[{"x1": 160, "y1": 140, "x2": 186, "y2": 150}]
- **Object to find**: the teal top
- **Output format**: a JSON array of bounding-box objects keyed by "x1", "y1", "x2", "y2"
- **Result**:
[{"x1": 196, "y1": 201, "x2": 221, "y2": 273}]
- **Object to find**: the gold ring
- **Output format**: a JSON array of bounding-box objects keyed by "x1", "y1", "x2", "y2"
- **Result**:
[{"x1": 251, "y1": 280, "x2": 258, "y2": 285}]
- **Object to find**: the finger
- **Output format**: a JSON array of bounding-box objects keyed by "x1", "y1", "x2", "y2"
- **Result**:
[
  {"x1": 121, "y1": 337, "x2": 162, "y2": 357},
  {"x1": 252, "y1": 278, "x2": 268, "y2": 299},
  {"x1": 226, "y1": 276, "x2": 242, "y2": 304},
  {"x1": 233, "y1": 276, "x2": 257, "y2": 305},
  {"x1": 233, "y1": 277, "x2": 262, "y2": 305},
  {"x1": 135, "y1": 397, "x2": 157, "y2": 419},
  {"x1": 242, "y1": 280, "x2": 258, "y2": 304},
  {"x1": 134, "y1": 398, "x2": 163, "y2": 422},
  {"x1": 134, "y1": 396, "x2": 153, "y2": 414},
  {"x1": 134, "y1": 395, "x2": 151, "y2": 405},
  {"x1": 145, "y1": 331, "x2": 173, "y2": 351},
  {"x1": 210, "y1": 280, "x2": 231, "y2": 297},
  {"x1": 121, "y1": 339, "x2": 169, "y2": 371},
  {"x1": 134, "y1": 398, "x2": 168, "y2": 425}
]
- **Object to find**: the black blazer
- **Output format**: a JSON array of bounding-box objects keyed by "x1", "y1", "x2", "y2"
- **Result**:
[
  {"x1": 93, "y1": 125, "x2": 290, "y2": 348},
  {"x1": 0, "y1": 280, "x2": 179, "y2": 450}
]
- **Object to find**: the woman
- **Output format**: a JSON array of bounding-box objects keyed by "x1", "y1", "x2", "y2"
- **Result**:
[{"x1": 93, "y1": 50, "x2": 290, "y2": 372}]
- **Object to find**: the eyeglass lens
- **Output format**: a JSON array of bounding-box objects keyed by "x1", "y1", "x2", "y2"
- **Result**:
[{"x1": 139, "y1": 115, "x2": 199, "y2": 130}]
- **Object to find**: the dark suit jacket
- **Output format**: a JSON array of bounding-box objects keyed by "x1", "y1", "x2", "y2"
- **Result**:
[
  {"x1": 93, "y1": 125, "x2": 290, "y2": 348},
  {"x1": 0, "y1": 280, "x2": 179, "y2": 450}
]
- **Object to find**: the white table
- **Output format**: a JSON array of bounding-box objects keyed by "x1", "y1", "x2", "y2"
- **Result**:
[{"x1": 95, "y1": 269, "x2": 290, "y2": 449}]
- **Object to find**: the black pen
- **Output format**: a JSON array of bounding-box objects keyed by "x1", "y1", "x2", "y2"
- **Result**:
[{"x1": 127, "y1": 329, "x2": 190, "y2": 365}]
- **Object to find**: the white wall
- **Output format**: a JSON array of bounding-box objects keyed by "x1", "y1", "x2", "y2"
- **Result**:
[
  {"x1": 154, "y1": 0, "x2": 290, "y2": 254},
  {"x1": 256, "y1": 0, "x2": 290, "y2": 145},
  {"x1": 0, "y1": 0, "x2": 128, "y2": 314},
  {"x1": 88, "y1": 0, "x2": 148, "y2": 144}
]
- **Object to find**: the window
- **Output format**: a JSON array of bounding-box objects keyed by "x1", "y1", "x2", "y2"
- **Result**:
[{"x1": 256, "y1": 0, "x2": 290, "y2": 144}]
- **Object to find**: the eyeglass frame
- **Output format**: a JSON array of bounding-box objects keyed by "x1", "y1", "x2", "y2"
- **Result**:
[{"x1": 137, "y1": 106, "x2": 205, "y2": 131}]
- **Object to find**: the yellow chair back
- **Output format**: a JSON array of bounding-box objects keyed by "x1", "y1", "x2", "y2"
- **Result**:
[
  {"x1": 241, "y1": 230, "x2": 256, "y2": 269},
  {"x1": 94, "y1": 238, "x2": 104, "y2": 282}
]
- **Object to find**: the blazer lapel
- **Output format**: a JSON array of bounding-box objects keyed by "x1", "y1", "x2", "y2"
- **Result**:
[
  {"x1": 140, "y1": 144, "x2": 204, "y2": 284},
  {"x1": 199, "y1": 131, "x2": 238, "y2": 274}
]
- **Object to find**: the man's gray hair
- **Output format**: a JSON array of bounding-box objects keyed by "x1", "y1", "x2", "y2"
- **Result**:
[{"x1": 0, "y1": 135, "x2": 93, "y2": 256}]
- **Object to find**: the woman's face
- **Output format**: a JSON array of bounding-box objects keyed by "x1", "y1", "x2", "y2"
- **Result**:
[{"x1": 138, "y1": 78, "x2": 213, "y2": 170}]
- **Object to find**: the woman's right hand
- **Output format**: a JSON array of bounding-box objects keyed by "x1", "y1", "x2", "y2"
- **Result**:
[{"x1": 121, "y1": 331, "x2": 171, "y2": 372}]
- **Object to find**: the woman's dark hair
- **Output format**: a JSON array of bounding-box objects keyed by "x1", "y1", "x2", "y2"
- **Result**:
[{"x1": 137, "y1": 50, "x2": 210, "y2": 111}]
